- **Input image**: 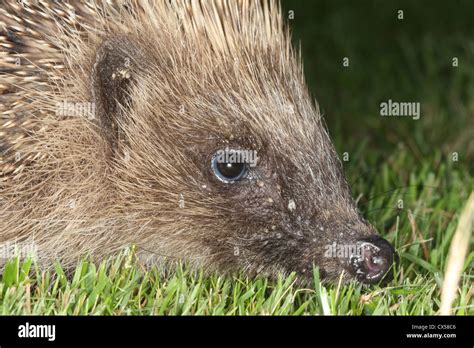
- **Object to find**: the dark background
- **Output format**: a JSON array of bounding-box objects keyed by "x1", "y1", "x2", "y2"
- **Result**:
[{"x1": 281, "y1": 0, "x2": 474, "y2": 171}]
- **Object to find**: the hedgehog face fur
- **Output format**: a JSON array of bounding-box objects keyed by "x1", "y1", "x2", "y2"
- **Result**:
[{"x1": 0, "y1": 0, "x2": 395, "y2": 284}]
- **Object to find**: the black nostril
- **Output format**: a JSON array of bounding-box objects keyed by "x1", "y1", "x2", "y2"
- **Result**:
[{"x1": 350, "y1": 236, "x2": 397, "y2": 284}]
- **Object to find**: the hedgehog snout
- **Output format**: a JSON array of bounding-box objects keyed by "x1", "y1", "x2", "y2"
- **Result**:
[{"x1": 349, "y1": 236, "x2": 397, "y2": 284}]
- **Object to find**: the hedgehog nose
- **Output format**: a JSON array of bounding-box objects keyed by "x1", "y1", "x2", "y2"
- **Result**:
[{"x1": 350, "y1": 236, "x2": 397, "y2": 284}]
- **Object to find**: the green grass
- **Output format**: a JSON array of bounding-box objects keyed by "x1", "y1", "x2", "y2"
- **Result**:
[
  {"x1": 1, "y1": 1, "x2": 473, "y2": 315},
  {"x1": 0, "y1": 150, "x2": 472, "y2": 315}
]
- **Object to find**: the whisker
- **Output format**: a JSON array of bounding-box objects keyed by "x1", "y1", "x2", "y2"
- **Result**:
[
  {"x1": 357, "y1": 184, "x2": 442, "y2": 206},
  {"x1": 364, "y1": 207, "x2": 431, "y2": 223},
  {"x1": 398, "y1": 238, "x2": 434, "y2": 251},
  {"x1": 348, "y1": 168, "x2": 378, "y2": 187},
  {"x1": 135, "y1": 245, "x2": 228, "y2": 262},
  {"x1": 135, "y1": 246, "x2": 180, "y2": 260}
]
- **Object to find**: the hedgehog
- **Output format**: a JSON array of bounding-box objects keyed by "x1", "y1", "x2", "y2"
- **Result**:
[{"x1": 0, "y1": 0, "x2": 396, "y2": 284}]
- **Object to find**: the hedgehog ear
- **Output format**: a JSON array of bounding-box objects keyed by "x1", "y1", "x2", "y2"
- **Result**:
[{"x1": 92, "y1": 36, "x2": 142, "y2": 146}]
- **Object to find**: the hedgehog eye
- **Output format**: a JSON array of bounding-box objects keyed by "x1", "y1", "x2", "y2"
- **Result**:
[{"x1": 211, "y1": 150, "x2": 249, "y2": 183}]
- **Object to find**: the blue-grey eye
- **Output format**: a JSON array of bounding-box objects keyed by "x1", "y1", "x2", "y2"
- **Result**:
[{"x1": 211, "y1": 151, "x2": 248, "y2": 183}]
